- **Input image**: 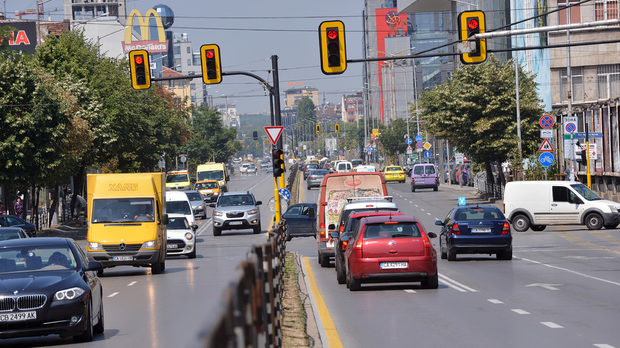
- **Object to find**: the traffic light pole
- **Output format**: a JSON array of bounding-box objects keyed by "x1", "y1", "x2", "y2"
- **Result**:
[{"x1": 272, "y1": 56, "x2": 287, "y2": 193}]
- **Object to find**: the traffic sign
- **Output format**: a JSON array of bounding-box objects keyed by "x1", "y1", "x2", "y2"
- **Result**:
[
  {"x1": 538, "y1": 138, "x2": 554, "y2": 152},
  {"x1": 539, "y1": 114, "x2": 554, "y2": 129},
  {"x1": 279, "y1": 188, "x2": 291, "y2": 202},
  {"x1": 538, "y1": 152, "x2": 555, "y2": 167},
  {"x1": 372, "y1": 128, "x2": 379, "y2": 137},
  {"x1": 406, "y1": 145, "x2": 413, "y2": 154},
  {"x1": 565, "y1": 122, "x2": 576, "y2": 133},
  {"x1": 416, "y1": 141, "x2": 423, "y2": 149},
  {"x1": 405, "y1": 137, "x2": 412, "y2": 145},
  {"x1": 570, "y1": 132, "x2": 603, "y2": 139},
  {"x1": 423, "y1": 150, "x2": 432, "y2": 158},
  {"x1": 424, "y1": 142, "x2": 432, "y2": 150},
  {"x1": 540, "y1": 129, "x2": 553, "y2": 138},
  {"x1": 264, "y1": 126, "x2": 284, "y2": 145},
  {"x1": 563, "y1": 116, "x2": 577, "y2": 135},
  {"x1": 415, "y1": 135, "x2": 423, "y2": 142},
  {"x1": 458, "y1": 197, "x2": 467, "y2": 206}
]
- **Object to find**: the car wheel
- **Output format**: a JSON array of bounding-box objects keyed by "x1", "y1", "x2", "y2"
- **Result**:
[
  {"x1": 604, "y1": 223, "x2": 619, "y2": 229},
  {"x1": 151, "y1": 259, "x2": 164, "y2": 274},
  {"x1": 307, "y1": 185, "x2": 311, "y2": 190},
  {"x1": 447, "y1": 246, "x2": 457, "y2": 261},
  {"x1": 585, "y1": 213, "x2": 604, "y2": 230},
  {"x1": 75, "y1": 300, "x2": 94, "y2": 342},
  {"x1": 253, "y1": 224, "x2": 262, "y2": 234},
  {"x1": 440, "y1": 239, "x2": 447, "y2": 259},
  {"x1": 97, "y1": 269, "x2": 104, "y2": 277},
  {"x1": 497, "y1": 247, "x2": 513, "y2": 260},
  {"x1": 433, "y1": 185, "x2": 438, "y2": 191},
  {"x1": 188, "y1": 245, "x2": 197, "y2": 259},
  {"x1": 421, "y1": 272, "x2": 438, "y2": 289},
  {"x1": 286, "y1": 230, "x2": 292, "y2": 242},
  {"x1": 93, "y1": 295, "x2": 104, "y2": 335},
  {"x1": 319, "y1": 254, "x2": 330, "y2": 268},
  {"x1": 511, "y1": 214, "x2": 530, "y2": 232},
  {"x1": 213, "y1": 226, "x2": 222, "y2": 236},
  {"x1": 335, "y1": 256, "x2": 346, "y2": 285},
  {"x1": 411, "y1": 186, "x2": 416, "y2": 192},
  {"x1": 530, "y1": 225, "x2": 546, "y2": 231},
  {"x1": 348, "y1": 270, "x2": 361, "y2": 291}
]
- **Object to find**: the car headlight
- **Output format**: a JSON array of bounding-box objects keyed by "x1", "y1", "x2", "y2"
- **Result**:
[
  {"x1": 54, "y1": 287, "x2": 85, "y2": 301},
  {"x1": 213, "y1": 210, "x2": 223, "y2": 216},
  {"x1": 185, "y1": 232, "x2": 193, "y2": 240},
  {"x1": 141, "y1": 240, "x2": 157, "y2": 249},
  {"x1": 88, "y1": 242, "x2": 103, "y2": 251},
  {"x1": 248, "y1": 209, "x2": 259, "y2": 214}
]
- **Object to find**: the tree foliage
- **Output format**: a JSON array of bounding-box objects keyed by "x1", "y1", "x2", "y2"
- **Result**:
[
  {"x1": 295, "y1": 96, "x2": 317, "y2": 139},
  {"x1": 377, "y1": 119, "x2": 408, "y2": 159}
]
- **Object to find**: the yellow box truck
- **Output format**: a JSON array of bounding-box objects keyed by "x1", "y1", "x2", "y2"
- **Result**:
[
  {"x1": 196, "y1": 162, "x2": 229, "y2": 192},
  {"x1": 86, "y1": 173, "x2": 167, "y2": 274}
]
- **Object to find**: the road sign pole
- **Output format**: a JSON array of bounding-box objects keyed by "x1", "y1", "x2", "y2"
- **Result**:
[
  {"x1": 585, "y1": 123, "x2": 591, "y2": 188},
  {"x1": 272, "y1": 55, "x2": 286, "y2": 194}
]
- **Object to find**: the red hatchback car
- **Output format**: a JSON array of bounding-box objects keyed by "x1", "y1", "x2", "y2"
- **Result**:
[{"x1": 344, "y1": 215, "x2": 438, "y2": 291}]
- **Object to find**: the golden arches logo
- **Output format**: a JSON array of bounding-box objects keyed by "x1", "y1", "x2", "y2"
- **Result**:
[{"x1": 122, "y1": 9, "x2": 168, "y2": 53}]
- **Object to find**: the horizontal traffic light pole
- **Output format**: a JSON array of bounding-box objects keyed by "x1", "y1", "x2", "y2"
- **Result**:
[
  {"x1": 471, "y1": 18, "x2": 620, "y2": 40},
  {"x1": 152, "y1": 71, "x2": 274, "y2": 92}
]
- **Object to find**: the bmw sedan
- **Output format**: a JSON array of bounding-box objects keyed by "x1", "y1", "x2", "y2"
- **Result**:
[{"x1": 0, "y1": 237, "x2": 104, "y2": 341}]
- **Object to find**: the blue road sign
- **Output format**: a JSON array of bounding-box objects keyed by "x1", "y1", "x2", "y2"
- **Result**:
[
  {"x1": 416, "y1": 141, "x2": 423, "y2": 149},
  {"x1": 415, "y1": 135, "x2": 423, "y2": 142},
  {"x1": 538, "y1": 152, "x2": 555, "y2": 167},
  {"x1": 423, "y1": 150, "x2": 432, "y2": 158},
  {"x1": 565, "y1": 123, "x2": 576, "y2": 133},
  {"x1": 539, "y1": 114, "x2": 554, "y2": 129},
  {"x1": 458, "y1": 197, "x2": 467, "y2": 206},
  {"x1": 574, "y1": 132, "x2": 603, "y2": 139},
  {"x1": 405, "y1": 137, "x2": 412, "y2": 145},
  {"x1": 279, "y1": 188, "x2": 291, "y2": 202}
]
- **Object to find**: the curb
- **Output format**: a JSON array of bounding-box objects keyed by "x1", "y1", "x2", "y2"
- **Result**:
[{"x1": 297, "y1": 254, "x2": 325, "y2": 348}]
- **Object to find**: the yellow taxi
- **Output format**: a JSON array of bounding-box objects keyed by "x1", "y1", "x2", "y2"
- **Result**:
[
  {"x1": 193, "y1": 180, "x2": 221, "y2": 202},
  {"x1": 383, "y1": 165, "x2": 406, "y2": 183}
]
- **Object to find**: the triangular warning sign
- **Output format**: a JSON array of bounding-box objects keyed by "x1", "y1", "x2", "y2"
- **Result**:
[
  {"x1": 538, "y1": 138, "x2": 554, "y2": 152},
  {"x1": 264, "y1": 126, "x2": 284, "y2": 145}
]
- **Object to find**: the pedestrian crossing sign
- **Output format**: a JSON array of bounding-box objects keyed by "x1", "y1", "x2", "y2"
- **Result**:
[{"x1": 458, "y1": 197, "x2": 467, "y2": 206}]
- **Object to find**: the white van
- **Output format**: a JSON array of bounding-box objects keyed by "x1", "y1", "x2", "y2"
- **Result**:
[
  {"x1": 166, "y1": 191, "x2": 197, "y2": 227},
  {"x1": 504, "y1": 181, "x2": 620, "y2": 231},
  {"x1": 335, "y1": 161, "x2": 353, "y2": 173}
]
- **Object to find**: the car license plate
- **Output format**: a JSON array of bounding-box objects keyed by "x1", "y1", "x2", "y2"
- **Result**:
[
  {"x1": 381, "y1": 262, "x2": 408, "y2": 269},
  {"x1": 167, "y1": 244, "x2": 178, "y2": 249},
  {"x1": 0, "y1": 311, "x2": 36, "y2": 322},
  {"x1": 326, "y1": 240, "x2": 335, "y2": 248},
  {"x1": 229, "y1": 221, "x2": 243, "y2": 225},
  {"x1": 471, "y1": 228, "x2": 492, "y2": 233},
  {"x1": 112, "y1": 256, "x2": 133, "y2": 261}
]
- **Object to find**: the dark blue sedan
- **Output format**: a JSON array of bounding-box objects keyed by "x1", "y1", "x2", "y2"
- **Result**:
[
  {"x1": 0, "y1": 215, "x2": 36, "y2": 237},
  {"x1": 436, "y1": 205, "x2": 512, "y2": 261}
]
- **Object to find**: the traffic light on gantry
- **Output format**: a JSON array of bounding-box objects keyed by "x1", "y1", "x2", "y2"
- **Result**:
[
  {"x1": 129, "y1": 50, "x2": 151, "y2": 89},
  {"x1": 200, "y1": 44, "x2": 222, "y2": 84},
  {"x1": 319, "y1": 20, "x2": 347, "y2": 75},
  {"x1": 458, "y1": 10, "x2": 487, "y2": 64},
  {"x1": 272, "y1": 149, "x2": 285, "y2": 177}
]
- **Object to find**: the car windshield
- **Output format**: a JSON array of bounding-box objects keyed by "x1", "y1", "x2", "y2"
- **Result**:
[
  {"x1": 218, "y1": 194, "x2": 254, "y2": 207},
  {"x1": 167, "y1": 174, "x2": 189, "y2": 183},
  {"x1": 571, "y1": 184, "x2": 602, "y2": 201},
  {"x1": 363, "y1": 222, "x2": 421, "y2": 239},
  {"x1": 195, "y1": 182, "x2": 218, "y2": 189},
  {"x1": 386, "y1": 167, "x2": 401, "y2": 172},
  {"x1": 340, "y1": 207, "x2": 398, "y2": 227},
  {"x1": 0, "y1": 230, "x2": 22, "y2": 241},
  {"x1": 0, "y1": 246, "x2": 78, "y2": 274},
  {"x1": 454, "y1": 207, "x2": 504, "y2": 221},
  {"x1": 167, "y1": 217, "x2": 189, "y2": 230},
  {"x1": 185, "y1": 192, "x2": 202, "y2": 202},
  {"x1": 92, "y1": 198, "x2": 155, "y2": 223},
  {"x1": 167, "y1": 200, "x2": 192, "y2": 215},
  {"x1": 197, "y1": 170, "x2": 224, "y2": 181}
]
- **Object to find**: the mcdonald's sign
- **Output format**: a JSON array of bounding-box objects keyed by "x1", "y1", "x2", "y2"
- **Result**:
[{"x1": 122, "y1": 9, "x2": 168, "y2": 53}]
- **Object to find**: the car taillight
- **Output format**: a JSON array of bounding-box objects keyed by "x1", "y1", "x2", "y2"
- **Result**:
[
  {"x1": 354, "y1": 239, "x2": 363, "y2": 250},
  {"x1": 502, "y1": 222, "x2": 510, "y2": 235},
  {"x1": 421, "y1": 231, "x2": 432, "y2": 248},
  {"x1": 341, "y1": 240, "x2": 348, "y2": 250},
  {"x1": 339, "y1": 225, "x2": 344, "y2": 232},
  {"x1": 451, "y1": 223, "x2": 461, "y2": 235}
]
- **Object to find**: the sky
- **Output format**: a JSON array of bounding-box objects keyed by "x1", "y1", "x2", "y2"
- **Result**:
[{"x1": 6, "y1": 0, "x2": 367, "y2": 114}]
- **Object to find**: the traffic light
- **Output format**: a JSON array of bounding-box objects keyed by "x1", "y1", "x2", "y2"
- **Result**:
[
  {"x1": 576, "y1": 145, "x2": 587, "y2": 163},
  {"x1": 252, "y1": 131, "x2": 258, "y2": 141},
  {"x1": 129, "y1": 50, "x2": 151, "y2": 89},
  {"x1": 315, "y1": 124, "x2": 321, "y2": 135},
  {"x1": 272, "y1": 149, "x2": 285, "y2": 177},
  {"x1": 319, "y1": 20, "x2": 347, "y2": 75},
  {"x1": 458, "y1": 10, "x2": 487, "y2": 64},
  {"x1": 335, "y1": 124, "x2": 340, "y2": 134},
  {"x1": 200, "y1": 44, "x2": 222, "y2": 84}
]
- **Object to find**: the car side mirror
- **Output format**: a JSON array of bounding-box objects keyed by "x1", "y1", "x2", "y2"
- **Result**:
[
  {"x1": 162, "y1": 214, "x2": 169, "y2": 225},
  {"x1": 86, "y1": 261, "x2": 103, "y2": 272},
  {"x1": 434, "y1": 220, "x2": 443, "y2": 226},
  {"x1": 427, "y1": 232, "x2": 437, "y2": 238},
  {"x1": 328, "y1": 224, "x2": 336, "y2": 230},
  {"x1": 330, "y1": 231, "x2": 339, "y2": 239},
  {"x1": 192, "y1": 225, "x2": 198, "y2": 231},
  {"x1": 256, "y1": 201, "x2": 262, "y2": 206},
  {"x1": 209, "y1": 203, "x2": 216, "y2": 208}
]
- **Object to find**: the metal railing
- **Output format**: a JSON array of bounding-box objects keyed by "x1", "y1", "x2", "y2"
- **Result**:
[{"x1": 473, "y1": 171, "x2": 504, "y2": 201}]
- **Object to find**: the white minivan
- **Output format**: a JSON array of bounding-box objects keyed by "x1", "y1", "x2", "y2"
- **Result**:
[
  {"x1": 166, "y1": 191, "x2": 197, "y2": 228},
  {"x1": 335, "y1": 161, "x2": 353, "y2": 173},
  {"x1": 504, "y1": 181, "x2": 620, "y2": 231}
]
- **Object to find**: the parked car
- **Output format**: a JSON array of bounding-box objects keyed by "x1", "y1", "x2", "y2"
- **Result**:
[
  {"x1": 411, "y1": 163, "x2": 439, "y2": 192},
  {"x1": 344, "y1": 215, "x2": 438, "y2": 291},
  {"x1": 0, "y1": 215, "x2": 36, "y2": 237},
  {"x1": 383, "y1": 165, "x2": 406, "y2": 183},
  {"x1": 282, "y1": 203, "x2": 317, "y2": 241},
  {"x1": 307, "y1": 169, "x2": 329, "y2": 189},
  {"x1": 165, "y1": 215, "x2": 197, "y2": 258},
  {"x1": 184, "y1": 190, "x2": 207, "y2": 219},
  {"x1": 0, "y1": 237, "x2": 104, "y2": 341},
  {"x1": 436, "y1": 205, "x2": 512, "y2": 261},
  {"x1": 450, "y1": 162, "x2": 471, "y2": 186},
  {"x1": 210, "y1": 192, "x2": 262, "y2": 235},
  {"x1": 0, "y1": 227, "x2": 30, "y2": 241},
  {"x1": 504, "y1": 181, "x2": 620, "y2": 231}
]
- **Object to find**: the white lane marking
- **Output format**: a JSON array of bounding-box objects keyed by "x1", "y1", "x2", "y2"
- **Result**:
[
  {"x1": 414, "y1": 204, "x2": 419, "y2": 207},
  {"x1": 439, "y1": 273, "x2": 478, "y2": 292},
  {"x1": 404, "y1": 289, "x2": 416, "y2": 294},
  {"x1": 426, "y1": 212, "x2": 431, "y2": 216},
  {"x1": 511, "y1": 309, "x2": 530, "y2": 315},
  {"x1": 421, "y1": 208, "x2": 425, "y2": 212},
  {"x1": 408, "y1": 200, "x2": 414, "y2": 204},
  {"x1": 526, "y1": 283, "x2": 560, "y2": 291},
  {"x1": 107, "y1": 292, "x2": 119, "y2": 298},
  {"x1": 488, "y1": 299, "x2": 504, "y2": 304},
  {"x1": 435, "y1": 217, "x2": 441, "y2": 221},
  {"x1": 439, "y1": 278, "x2": 466, "y2": 292},
  {"x1": 540, "y1": 321, "x2": 563, "y2": 329},
  {"x1": 593, "y1": 344, "x2": 615, "y2": 348},
  {"x1": 128, "y1": 281, "x2": 137, "y2": 287},
  {"x1": 517, "y1": 256, "x2": 620, "y2": 287}
]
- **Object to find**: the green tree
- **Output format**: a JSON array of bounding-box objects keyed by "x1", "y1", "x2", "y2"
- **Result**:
[
  {"x1": 295, "y1": 97, "x2": 317, "y2": 140},
  {"x1": 419, "y1": 55, "x2": 543, "y2": 180},
  {"x1": 377, "y1": 119, "x2": 408, "y2": 161}
]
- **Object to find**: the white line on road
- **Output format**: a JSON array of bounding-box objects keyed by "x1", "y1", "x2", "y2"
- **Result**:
[
  {"x1": 593, "y1": 344, "x2": 615, "y2": 348},
  {"x1": 128, "y1": 281, "x2": 137, "y2": 287},
  {"x1": 107, "y1": 292, "x2": 119, "y2": 298},
  {"x1": 517, "y1": 256, "x2": 620, "y2": 287},
  {"x1": 540, "y1": 321, "x2": 563, "y2": 329},
  {"x1": 421, "y1": 208, "x2": 425, "y2": 212},
  {"x1": 488, "y1": 299, "x2": 504, "y2": 304},
  {"x1": 439, "y1": 278, "x2": 466, "y2": 292},
  {"x1": 404, "y1": 289, "x2": 416, "y2": 294},
  {"x1": 414, "y1": 204, "x2": 418, "y2": 207},
  {"x1": 426, "y1": 212, "x2": 431, "y2": 216},
  {"x1": 511, "y1": 309, "x2": 530, "y2": 315},
  {"x1": 439, "y1": 273, "x2": 478, "y2": 292}
]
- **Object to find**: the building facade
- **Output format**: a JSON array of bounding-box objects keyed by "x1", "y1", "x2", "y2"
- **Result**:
[
  {"x1": 341, "y1": 92, "x2": 364, "y2": 123},
  {"x1": 172, "y1": 32, "x2": 207, "y2": 107},
  {"x1": 284, "y1": 87, "x2": 319, "y2": 108}
]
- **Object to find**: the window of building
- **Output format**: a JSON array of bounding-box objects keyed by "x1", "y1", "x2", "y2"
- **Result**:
[
  {"x1": 559, "y1": 67, "x2": 585, "y2": 103},
  {"x1": 187, "y1": 59, "x2": 191, "y2": 66},
  {"x1": 558, "y1": 0, "x2": 581, "y2": 24},
  {"x1": 187, "y1": 47, "x2": 191, "y2": 54},
  {"x1": 597, "y1": 64, "x2": 620, "y2": 100},
  {"x1": 174, "y1": 45, "x2": 180, "y2": 55},
  {"x1": 595, "y1": 0, "x2": 619, "y2": 20}
]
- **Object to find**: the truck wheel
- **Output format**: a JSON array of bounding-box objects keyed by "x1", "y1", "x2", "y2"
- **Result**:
[
  {"x1": 213, "y1": 227, "x2": 222, "y2": 236},
  {"x1": 585, "y1": 213, "x2": 604, "y2": 230},
  {"x1": 530, "y1": 225, "x2": 546, "y2": 231},
  {"x1": 512, "y1": 214, "x2": 530, "y2": 232},
  {"x1": 151, "y1": 260, "x2": 164, "y2": 274}
]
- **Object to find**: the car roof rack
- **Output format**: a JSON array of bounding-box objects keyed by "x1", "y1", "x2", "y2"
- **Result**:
[{"x1": 346, "y1": 196, "x2": 393, "y2": 202}]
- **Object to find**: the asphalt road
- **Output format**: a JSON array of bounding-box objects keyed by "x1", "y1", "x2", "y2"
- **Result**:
[
  {"x1": 1, "y1": 169, "x2": 280, "y2": 347},
  {"x1": 288, "y1": 177, "x2": 620, "y2": 348}
]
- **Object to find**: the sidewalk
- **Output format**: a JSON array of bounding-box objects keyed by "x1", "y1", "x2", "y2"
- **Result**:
[
  {"x1": 441, "y1": 181, "x2": 504, "y2": 209},
  {"x1": 38, "y1": 220, "x2": 87, "y2": 240}
]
